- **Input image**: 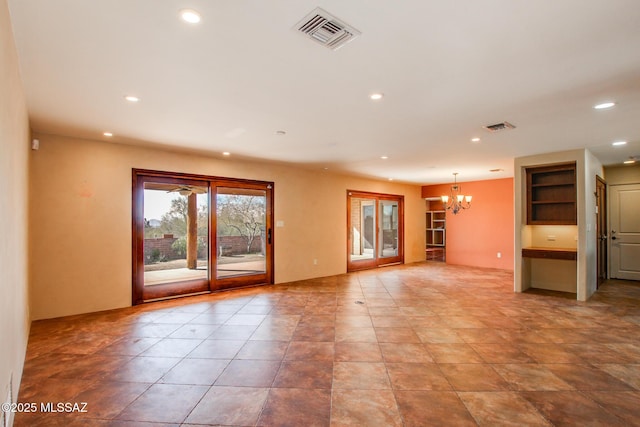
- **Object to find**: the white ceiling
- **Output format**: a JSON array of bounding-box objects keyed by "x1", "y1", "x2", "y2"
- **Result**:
[{"x1": 8, "y1": 0, "x2": 640, "y2": 184}]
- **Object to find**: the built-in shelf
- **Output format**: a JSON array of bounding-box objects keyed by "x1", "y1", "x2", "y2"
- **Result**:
[
  {"x1": 426, "y1": 210, "x2": 445, "y2": 247},
  {"x1": 526, "y1": 163, "x2": 577, "y2": 225}
]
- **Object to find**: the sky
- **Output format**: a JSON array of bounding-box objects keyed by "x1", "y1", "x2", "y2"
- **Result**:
[{"x1": 143, "y1": 190, "x2": 208, "y2": 221}]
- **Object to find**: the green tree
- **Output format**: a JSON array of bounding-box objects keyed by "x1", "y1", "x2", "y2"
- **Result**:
[
  {"x1": 171, "y1": 235, "x2": 208, "y2": 257},
  {"x1": 158, "y1": 197, "x2": 187, "y2": 236},
  {"x1": 144, "y1": 218, "x2": 158, "y2": 239},
  {"x1": 157, "y1": 196, "x2": 208, "y2": 238},
  {"x1": 217, "y1": 194, "x2": 264, "y2": 254}
]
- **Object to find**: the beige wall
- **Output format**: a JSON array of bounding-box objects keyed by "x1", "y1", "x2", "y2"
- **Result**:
[
  {"x1": 604, "y1": 164, "x2": 640, "y2": 185},
  {"x1": 584, "y1": 149, "x2": 604, "y2": 298},
  {"x1": 0, "y1": 0, "x2": 31, "y2": 423},
  {"x1": 29, "y1": 133, "x2": 425, "y2": 320}
]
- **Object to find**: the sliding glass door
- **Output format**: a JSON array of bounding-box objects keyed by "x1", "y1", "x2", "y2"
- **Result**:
[
  {"x1": 347, "y1": 191, "x2": 404, "y2": 271},
  {"x1": 133, "y1": 170, "x2": 273, "y2": 304},
  {"x1": 214, "y1": 183, "x2": 272, "y2": 291}
]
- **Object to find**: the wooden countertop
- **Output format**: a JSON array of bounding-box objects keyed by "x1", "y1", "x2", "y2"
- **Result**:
[{"x1": 522, "y1": 247, "x2": 577, "y2": 260}]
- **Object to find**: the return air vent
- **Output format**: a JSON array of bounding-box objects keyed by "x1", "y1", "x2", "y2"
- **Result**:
[
  {"x1": 483, "y1": 122, "x2": 516, "y2": 133},
  {"x1": 295, "y1": 7, "x2": 361, "y2": 50}
]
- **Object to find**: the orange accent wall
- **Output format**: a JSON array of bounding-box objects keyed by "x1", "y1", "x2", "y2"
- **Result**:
[{"x1": 422, "y1": 178, "x2": 514, "y2": 270}]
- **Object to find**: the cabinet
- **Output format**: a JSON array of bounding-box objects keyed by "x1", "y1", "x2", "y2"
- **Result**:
[
  {"x1": 526, "y1": 163, "x2": 577, "y2": 225},
  {"x1": 521, "y1": 246, "x2": 578, "y2": 293},
  {"x1": 426, "y1": 210, "x2": 446, "y2": 246}
]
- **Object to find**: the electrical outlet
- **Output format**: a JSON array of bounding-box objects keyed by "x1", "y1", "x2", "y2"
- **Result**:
[
  {"x1": 313, "y1": 259, "x2": 318, "y2": 265},
  {"x1": 497, "y1": 252, "x2": 502, "y2": 258}
]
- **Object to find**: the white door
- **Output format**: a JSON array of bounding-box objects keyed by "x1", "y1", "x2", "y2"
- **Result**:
[{"x1": 610, "y1": 184, "x2": 640, "y2": 280}]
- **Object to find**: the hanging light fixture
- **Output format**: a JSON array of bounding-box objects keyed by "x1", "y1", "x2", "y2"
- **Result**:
[{"x1": 441, "y1": 173, "x2": 472, "y2": 214}]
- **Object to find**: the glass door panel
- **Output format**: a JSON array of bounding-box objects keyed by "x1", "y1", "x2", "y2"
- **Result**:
[
  {"x1": 143, "y1": 182, "x2": 209, "y2": 287},
  {"x1": 379, "y1": 200, "x2": 399, "y2": 259},
  {"x1": 349, "y1": 197, "x2": 376, "y2": 263},
  {"x1": 133, "y1": 177, "x2": 211, "y2": 303},
  {"x1": 216, "y1": 187, "x2": 267, "y2": 279}
]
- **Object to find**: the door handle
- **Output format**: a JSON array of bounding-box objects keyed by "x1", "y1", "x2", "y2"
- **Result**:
[
  {"x1": 611, "y1": 236, "x2": 617, "y2": 240},
  {"x1": 267, "y1": 228, "x2": 272, "y2": 244}
]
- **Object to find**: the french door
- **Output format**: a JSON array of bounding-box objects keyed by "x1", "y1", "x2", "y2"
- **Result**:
[
  {"x1": 132, "y1": 170, "x2": 273, "y2": 304},
  {"x1": 347, "y1": 190, "x2": 404, "y2": 271}
]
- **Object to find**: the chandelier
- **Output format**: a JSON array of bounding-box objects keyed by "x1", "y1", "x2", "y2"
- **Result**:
[{"x1": 441, "y1": 173, "x2": 472, "y2": 214}]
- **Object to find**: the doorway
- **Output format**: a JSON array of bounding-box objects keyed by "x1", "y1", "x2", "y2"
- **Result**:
[
  {"x1": 132, "y1": 170, "x2": 274, "y2": 304},
  {"x1": 347, "y1": 190, "x2": 404, "y2": 271},
  {"x1": 596, "y1": 176, "x2": 607, "y2": 287},
  {"x1": 610, "y1": 183, "x2": 640, "y2": 281}
]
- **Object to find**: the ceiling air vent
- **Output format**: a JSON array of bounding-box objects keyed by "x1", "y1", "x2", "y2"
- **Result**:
[
  {"x1": 483, "y1": 122, "x2": 516, "y2": 133},
  {"x1": 295, "y1": 7, "x2": 361, "y2": 50}
]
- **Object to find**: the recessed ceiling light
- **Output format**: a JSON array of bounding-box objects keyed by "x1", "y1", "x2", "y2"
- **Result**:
[
  {"x1": 624, "y1": 158, "x2": 636, "y2": 164},
  {"x1": 612, "y1": 141, "x2": 627, "y2": 146},
  {"x1": 380, "y1": 155, "x2": 388, "y2": 160},
  {"x1": 222, "y1": 152, "x2": 231, "y2": 156},
  {"x1": 594, "y1": 102, "x2": 615, "y2": 110},
  {"x1": 180, "y1": 9, "x2": 201, "y2": 24},
  {"x1": 388, "y1": 178, "x2": 394, "y2": 181},
  {"x1": 471, "y1": 137, "x2": 481, "y2": 143},
  {"x1": 489, "y1": 168, "x2": 504, "y2": 173},
  {"x1": 103, "y1": 132, "x2": 113, "y2": 137},
  {"x1": 370, "y1": 93, "x2": 384, "y2": 100},
  {"x1": 124, "y1": 95, "x2": 140, "y2": 103},
  {"x1": 275, "y1": 130, "x2": 286, "y2": 136}
]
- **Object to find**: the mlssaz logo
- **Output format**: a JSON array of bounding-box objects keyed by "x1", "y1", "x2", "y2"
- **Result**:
[{"x1": 40, "y1": 402, "x2": 88, "y2": 413}]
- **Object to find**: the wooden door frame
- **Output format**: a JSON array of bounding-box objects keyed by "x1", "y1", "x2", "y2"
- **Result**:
[
  {"x1": 595, "y1": 175, "x2": 607, "y2": 287},
  {"x1": 132, "y1": 169, "x2": 274, "y2": 305},
  {"x1": 347, "y1": 190, "x2": 404, "y2": 272}
]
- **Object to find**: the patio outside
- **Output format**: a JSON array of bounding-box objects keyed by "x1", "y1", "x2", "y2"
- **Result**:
[{"x1": 143, "y1": 186, "x2": 266, "y2": 286}]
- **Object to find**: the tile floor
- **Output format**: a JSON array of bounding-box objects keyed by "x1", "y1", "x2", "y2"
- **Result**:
[{"x1": 14, "y1": 262, "x2": 640, "y2": 426}]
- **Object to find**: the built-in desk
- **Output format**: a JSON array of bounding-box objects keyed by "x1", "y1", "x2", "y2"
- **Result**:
[
  {"x1": 522, "y1": 247, "x2": 577, "y2": 293},
  {"x1": 522, "y1": 247, "x2": 577, "y2": 260}
]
